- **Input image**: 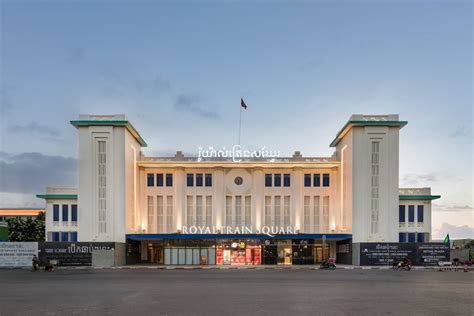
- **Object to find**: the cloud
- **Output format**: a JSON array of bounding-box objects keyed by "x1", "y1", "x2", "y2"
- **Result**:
[
  {"x1": 432, "y1": 203, "x2": 474, "y2": 213},
  {"x1": 0, "y1": 151, "x2": 77, "y2": 194},
  {"x1": 174, "y1": 94, "x2": 220, "y2": 119},
  {"x1": 8, "y1": 122, "x2": 60, "y2": 138},
  {"x1": 433, "y1": 222, "x2": 474, "y2": 240},
  {"x1": 0, "y1": 192, "x2": 43, "y2": 208},
  {"x1": 450, "y1": 125, "x2": 472, "y2": 138},
  {"x1": 400, "y1": 173, "x2": 436, "y2": 186}
]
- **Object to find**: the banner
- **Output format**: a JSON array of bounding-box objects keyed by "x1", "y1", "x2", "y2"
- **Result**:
[
  {"x1": 38, "y1": 242, "x2": 115, "y2": 266},
  {"x1": 0, "y1": 242, "x2": 38, "y2": 267},
  {"x1": 359, "y1": 243, "x2": 449, "y2": 266}
]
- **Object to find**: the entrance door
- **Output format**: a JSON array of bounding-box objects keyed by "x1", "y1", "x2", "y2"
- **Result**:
[
  {"x1": 147, "y1": 244, "x2": 164, "y2": 264},
  {"x1": 277, "y1": 240, "x2": 292, "y2": 265}
]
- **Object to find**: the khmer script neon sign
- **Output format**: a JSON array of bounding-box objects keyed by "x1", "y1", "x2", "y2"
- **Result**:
[{"x1": 197, "y1": 145, "x2": 281, "y2": 163}]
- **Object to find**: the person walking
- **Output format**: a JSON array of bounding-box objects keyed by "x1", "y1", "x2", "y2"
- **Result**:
[{"x1": 32, "y1": 255, "x2": 39, "y2": 271}]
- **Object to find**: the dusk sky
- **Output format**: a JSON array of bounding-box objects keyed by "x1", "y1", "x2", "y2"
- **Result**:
[{"x1": 0, "y1": 0, "x2": 472, "y2": 239}]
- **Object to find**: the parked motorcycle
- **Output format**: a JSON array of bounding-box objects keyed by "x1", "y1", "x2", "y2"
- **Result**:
[
  {"x1": 320, "y1": 258, "x2": 336, "y2": 270},
  {"x1": 394, "y1": 258, "x2": 411, "y2": 271}
]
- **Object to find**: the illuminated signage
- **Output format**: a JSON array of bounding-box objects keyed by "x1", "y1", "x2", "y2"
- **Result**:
[
  {"x1": 181, "y1": 225, "x2": 298, "y2": 237},
  {"x1": 197, "y1": 145, "x2": 281, "y2": 163}
]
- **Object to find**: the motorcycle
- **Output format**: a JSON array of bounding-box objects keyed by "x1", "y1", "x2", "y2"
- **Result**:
[
  {"x1": 394, "y1": 259, "x2": 411, "y2": 271},
  {"x1": 320, "y1": 258, "x2": 336, "y2": 270}
]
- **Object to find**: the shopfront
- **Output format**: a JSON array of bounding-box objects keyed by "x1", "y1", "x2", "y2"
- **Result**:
[{"x1": 126, "y1": 234, "x2": 350, "y2": 265}]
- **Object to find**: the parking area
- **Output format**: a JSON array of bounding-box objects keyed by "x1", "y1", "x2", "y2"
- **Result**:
[{"x1": 0, "y1": 269, "x2": 472, "y2": 315}]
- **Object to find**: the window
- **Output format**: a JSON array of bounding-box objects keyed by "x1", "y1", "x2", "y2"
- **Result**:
[
  {"x1": 147, "y1": 196, "x2": 154, "y2": 232},
  {"x1": 196, "y1": 174, "x2": 203, "y2": 187},
  {"x1": 274, "y1": 196, "x2": 281, "y2": 226},
  {"x1": 61, "y1": 232, "x2": 69, "y2": 242},
  {"x1": 370, "y1": 141, "x2": 380, "y2": 234},
  {"x1": 303, "y1": 196, "x2": 310, "y2": 232},
  {"x1": 283, "y1": 196, "x2": 290, "y2": 227},
  {"x1": 408, "y1": 233, "x2": 416, "y2": 243},
  {"x1": 323, "y1": 174, "x2": 330, "y2": 187},
  {"x1": 206, "y1": 196, "x2": 212, "y2": 227},
  {"x1": 62, "y1": 205, "x2": 68, "y2": 222},
  {"x1": 265, "y1": 174, "x2": 272, "y2": 187},
  {"x1": 417, "y1": 233, "x2": 425, "y2": 242},
  {"x1": 274, "y1": 174, "x2": 281, "y2": 187},
  {"x1": 156, "y1": 174, "x2": 164, "y2": 187},
  {"x1": 226, "y1": 196, "x2": 232, "y2": 226},
  {"x1": 264, "y1": 196, "x2": 272, "y2": 226},
  {"x1": 52, "y1": 232, "x2": 60, "y2": 241},
  {"x1": 186, "y1": 174, "x2": 194, "y2": 187},
  {"x1": 147, "y1": 173, "x2": 154, "y2": 187},
  {"x1": 187, "y1": 196, "x2": 194, "y2": 226},
  {"x1": 196, "y1": 196, "x2": 203, "y2": 226},
  {"x1": 322, "y1": 196, "x2": 330, "y2": 232},
  {"x1": 166, "y1": 196, "x2": 173, "y2": 233},
  {"x1": 98, "y1": 141, "x2": 107, "y2": 234},
  {"x1": 70, "y1": 232, "x2": 78, "y2": 242},
  {"x1": 283, "y1": 174, "x2": 290, "y2": 187},
  {"x1": 417, "y1": 205, "x2": 424, "y2": 223},
  {"x1": 166, "y1": 174, "x2": 173, "y2": 187},
  {"x1": 408, "y1": 205, "x2": 415, "y2": 222},
  {"x1": 157, "y1": 196, "x2": 164, "y2": 232},
  {"x1": 235, "y1": 196, "x2": 242, "y2": 226},
  {"x1": 71, "y1": 205, "x2": 78, "y2": 222},
  {"x1": 205, "y1": 174, "x2": 212, "y2": 187},
  {"x1": 304, "y1": 174, "x2": 311, "y2": 187},
  {"x1": 245, "y1": 196, "x2": 251, "y2": 226},
  {"x1": 53, "y1": 204, "x2": 59, "y2": 222},
  {"x1": 399, "y1": 233, "x2": 406, "y2": 243},
  {"x1": 313, "y1": 174, "x2": 321, "y2": 187},
  {"x1": 399, "y1": 205, "x2": 405, "y2": 222},
  {"x1": 313, "y1": 196, "x2": 320, "y2": 232}
]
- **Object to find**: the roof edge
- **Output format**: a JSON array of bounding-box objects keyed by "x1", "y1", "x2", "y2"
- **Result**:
[
  {"x1": 36, "y1": 194, "x2": 78, "y2": 200},
  {"x1": 399, "y1": 195, "x2": 441, "y2": 200}
]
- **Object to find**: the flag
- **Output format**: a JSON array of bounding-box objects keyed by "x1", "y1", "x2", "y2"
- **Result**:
[
  {"x1": 240, "y1": 98, "x2": 247, "y2": 109},
  {"x1": 443, "y1": 234, "x2": 450, "y2": 244}
]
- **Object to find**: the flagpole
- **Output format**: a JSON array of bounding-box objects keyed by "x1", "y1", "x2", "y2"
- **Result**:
[{"x1": 238, "y1": 104, "x2": 242, "y2": 146}]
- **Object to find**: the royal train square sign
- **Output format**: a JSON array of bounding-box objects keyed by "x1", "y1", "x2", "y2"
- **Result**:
[{"x1": 359, "y1": 243, "x2": 450, "y2": 266}]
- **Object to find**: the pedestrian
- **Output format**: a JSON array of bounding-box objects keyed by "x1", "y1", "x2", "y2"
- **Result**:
[{"x1": 32, "y1": 255, "x2": 39, "y2": 271}]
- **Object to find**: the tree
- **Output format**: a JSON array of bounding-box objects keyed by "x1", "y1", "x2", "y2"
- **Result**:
[{"x1": 6, "y1": 212, "x2": 45, "y2": 242}]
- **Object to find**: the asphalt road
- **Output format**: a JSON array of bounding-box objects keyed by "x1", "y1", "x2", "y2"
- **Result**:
[{"x1": 0, "y1": 268, "x2": 472, "y2": 316}]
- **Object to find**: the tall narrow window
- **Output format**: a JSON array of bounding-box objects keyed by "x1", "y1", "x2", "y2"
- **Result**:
[
  {"x1": 186, "y1": 174, "x2": 194, "y2": 187},
  {"x1": 71, "y1": 205, "x2": 78, "y2": 222},
  {"x1": 98, "y1": 140, "x2": 107, "y2": 234},
  {"x1": 322, "y1": 196, "x2": 330, "y2": 232},
  {"x1": 205, "y1": 174, "x2": 212, "y2": 187},
  {"x1": 166, "y1": 196, "x2": 173, "y2": 233},
  {"x1": 399, "y1": 233, "x2": 406, "y2": 243},
  {"x1": 196, "y1": 196, "x2": 203, "y2": 226},
  {"x1": 62, "y1": 205, "x2": 68, "y2": 222},
  {"x1": 157, "y1": 195, "x2": 163, "y2": 233},
  {"x1": 417, "y1": 233, "x2": 425, "y2": 242},
  {"x1": 147, "y1": 173, "x2": 154, "y2": 187},
  {"x1": 322, "y1": 173, "x2": 330, "y2": 187},
  {"x1": 165, "y1": 174, "x2": 173, "y2": 187},
  {"x1": 408, "y1": 233, "x2": 416, "y2": 242},
  {"x1": 196, "y1": 174, "x2": 203, "y2": 187},
  {"x1": 408, "y1": 205, "x2": 415, "y2": 222},
  {"x1": 313, "y1": 174, "x2": 321, "y2": 187},
  {"x1": 283, "y1": 174, "x2": 291, "y2": 187},
  {"x1": 370, "y1": 141, "x2": 379, "y2": 234},
  {"x1": 399, "y1": 205, "x2": 406, "y2": 222},
  {"x1": 303, "y1": 196, "x2": 310, "y2": 232},
  {"x1": 274, "y1": 196, "x2": 281, "y2": 226},
  {"x1": 264, "y1": 196, "x2": 272, "y2": 226},
  {"x1": 274, "y1": 174, "x2": 281, "y2": 187},
  {"x1": 187, "y1": 196, "x2": 194, "y2": 226},
  {"x1": 283, "y1": 196, "x2": 290, "y2": 227},
  {"x1": 53, "y1": 204, "x2": 59, "y2": 222},
  {"x1": 52, "y1": 232, "x2": 60, "y2": 241},
  {"x1": 156, "y1": 174, "x2": 164, "y2": 187},
  {"x1": 147, "y1": 196, "x2": 154, "y2": 232},
  {"x1": 235, "y1": 196, "x2": 242, "y2": 226},
  {"x1": 265, "y1": 174, "x2": 272, "y2": 187},
  {"x1": 205, "y1": 196, "x2": 212, "y2": 227},
  {"x1": 61, "y1": 232, "x2": 69, "y2": 242},
  {"x1": 70, "y1": 232, "x2": 78, "y2": 242},
  {"x1": 226, "y1": 196, "x2": 232, "y2": 226},
  {"x1": 245, "y1": 196, "x2": 251, "y2": 227},
  {"x1": 313, "y1": 196, "x2": 320, "y2": 232},
  {"x1": 417, "y1": 205, "x2": 424, "y2": 223},
  {"x1": 304, "y1": 174, "x2": 311, "y2": 187}
]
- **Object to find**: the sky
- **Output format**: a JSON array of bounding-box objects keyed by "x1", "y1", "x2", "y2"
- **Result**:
[{"x1": 0, "y1": 0, "x2": 472, "y2": 239}]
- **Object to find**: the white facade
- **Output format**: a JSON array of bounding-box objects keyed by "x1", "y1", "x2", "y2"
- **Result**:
[{"x1": 38, "y1": 114, "x2": 439, "y2": 244}]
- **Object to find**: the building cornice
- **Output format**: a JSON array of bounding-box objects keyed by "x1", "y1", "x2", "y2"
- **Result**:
[
  {"x1": 330, "y1": 120, "x2": 408, "y2": 147},
  {"x1": 136, "y1": 161, "x2": 341, "y2": 169},
  {"x1": 70, "y1": 120, "x2": 147, "y2": 147},
  {"x1": 36, "y1": 194, "x2": 78, "y2": 200},
  {"x1": 399, "y1": 195, "x2": 441, "y2": 200}
]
